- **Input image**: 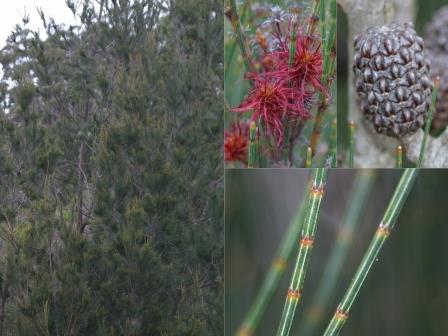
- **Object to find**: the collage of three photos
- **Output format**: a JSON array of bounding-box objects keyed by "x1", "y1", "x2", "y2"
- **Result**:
[{"x1": 0, "y1": 0, "x2": 447, "y2": 335}]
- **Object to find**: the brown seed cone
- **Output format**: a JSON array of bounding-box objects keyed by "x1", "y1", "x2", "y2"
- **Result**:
[{"x1": 353, "y1": 22, "x2": 432, "y2": 136}]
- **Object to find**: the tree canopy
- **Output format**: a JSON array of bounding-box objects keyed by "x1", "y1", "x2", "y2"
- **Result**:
[{"x1": 0, "y1": 0, "x2": 223, "y2": 334}]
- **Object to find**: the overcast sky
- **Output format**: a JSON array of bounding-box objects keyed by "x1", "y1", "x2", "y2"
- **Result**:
[{"x1": 0, "y1": 0, "x2": 78, "y2": 49}]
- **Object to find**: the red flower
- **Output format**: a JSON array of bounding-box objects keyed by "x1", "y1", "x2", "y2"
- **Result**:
[
  {"x1": 230, "y1": 18, "x2": 325, "y2": 150},
  {"x1": 231, "y1": 74, "x2": 310, "y2": 145},
  {"x1": 271, "y1": 28, "x2": 325, "y2": 94},
  {"x1": 224, "y1": 120, "x2": 249, "y2": 164}
]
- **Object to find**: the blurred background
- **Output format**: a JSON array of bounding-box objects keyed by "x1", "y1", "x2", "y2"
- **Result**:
[
  {"x1": 225, "y1": 169, "x2": 448, "y2": 335},
  {"x1": 337, "y1": 0, "x2": 448, "y2": 160}
]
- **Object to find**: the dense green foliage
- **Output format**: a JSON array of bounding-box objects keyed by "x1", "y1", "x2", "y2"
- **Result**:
[{"x1": 0, "y1": 0, "x2": 223, "y2": 334}]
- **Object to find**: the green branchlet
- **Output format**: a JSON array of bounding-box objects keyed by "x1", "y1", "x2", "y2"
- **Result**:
[
  {"x1": 306, "y1": 147, "x2": 312, "y2": 168},
  {"x1": 348, "y1": 121, "x2": 355, "y2": 168},
  {"x1": 226, "y1": 0, "x2": 255, "y2": 73},
  {"x1": 276, "y1": 168, "x2": 328, "y2": 336},
  {"x1": 396, "y1": 145, "x2": 403, "y2": 168},
  {"x1": 323, "y1": 169, "x2": 418, "y2": 336},
  {"x1": 299, "y1": 171, "x2": 376, "y2": 336},
  {"x1": 248, "y1": 121, "x2": 257, "y2": 168}
]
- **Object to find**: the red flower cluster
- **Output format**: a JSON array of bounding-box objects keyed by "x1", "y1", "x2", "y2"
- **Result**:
[
  {"x1": 271, "y1": 32, "x2": 324, "y2": 92},
  {"x1": 231, "y1": 21, "x2": 324, "y2": 146},
  {"x1": 232, "y1": 75, "x2": 310, "y2": 143},
  {"x1": 224, "y1": 120, "x2": 250, "y2": 164}
]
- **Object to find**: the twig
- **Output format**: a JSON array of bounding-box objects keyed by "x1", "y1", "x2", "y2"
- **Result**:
[
  {"x1": 305, "y1": 147, "x2": 312, "y2": 168},
  {"x1": 309, "y1": 96, "x2": 330, "y2": 156},
  {"x1": 276, "y1": 168, "x2": 328, "y2": 336},
  {"x1": 299, "y1": 171, "x2": 376, "y2": 336},
  {"x1": 226, "y1": 1, "x2": 255, "y2": 73},
  {"x1": 309, "y1": 0, "x2": 336, "y2": 156},
  {"x1": 305, "y1": 0, "x2": 322, "y2": 36},
  {"x1": 284, "y1": 17, "x2": 300, "y2": 166},
  {"x1": 348, "y1": 121, "x2": 356, "y2": 168},
  {"x1": 288, "y1": 18, "x2": 298, "y2": 69},
  {"x1": 396, "y1": 145, "x2": 403, "y2": 168},
  {"x1": 248, "y1": 121, "x2": 257, "y2": 168},
  {"x1": 323, "y1": 168, "x2": 418, "y2": 336},
  {"x1": 225, "y1": 0, "x2": 251, "y2": 67}
]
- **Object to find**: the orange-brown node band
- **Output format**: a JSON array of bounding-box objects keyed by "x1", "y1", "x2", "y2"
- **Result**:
[
  {"x1": 335, "y1": 309, "x2": 349, "y2": 321},
  {"x1": 300, "y1": 236, "x2": 315, "y2": 248},
  {"x1": 376, "y1": 224, "x2": 391, "y2": 238},
  {"x1": 287, "y1": 289, "x2": 301, "y2": 301},
  {"x1": 310, "y1": 184, "x2": 325, "y2": 197}
]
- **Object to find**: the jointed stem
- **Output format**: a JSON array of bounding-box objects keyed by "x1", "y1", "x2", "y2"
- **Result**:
[
  {"x1": 284, "y1": 19, "x2": 299, "y2": 165},
  {"x1": 323, "y1": 168, "x2": 418, "y2": 336},
  {"x1": 236, "y1": 181, "x2": 310, "y2": 336},
  {"x1": 299, "y1": 171, "x2": 376, "y2": 336},
  {"x1": 226, "y1": 0, "x2": 255, "y2": 73},
  {"x1": 348, "y1": 121, "x2": 356, "y2": 168},
  {"x1": 276, "y1": 168, "x2": 328, "y2": 336},
  {"x1": 225, "y1": 0, "x2": 251, "y2": 68},
  {"x1": 306, "y1": 0, "x2": 322, "y2": 36},
  {"x1": 306, "y1": 147, "x2": 312, "y2": 168},
  {"x1": 288, "y1": 20, "x2": 298, "y2": 69},
  {"x1": 309, "y1": 0, "x2": 336, "y2": 158},
  {"x1": 396, "y1": 145, "x2": 403, "y2": 168},
  {"x1": 247, "y1": 121, "x2": 257, "y2": 168},
  {"x1": 309, "y1": 95, "x2": 330, "y2": 157}
]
